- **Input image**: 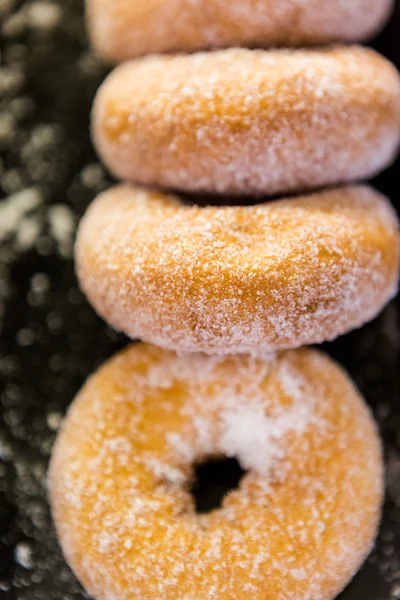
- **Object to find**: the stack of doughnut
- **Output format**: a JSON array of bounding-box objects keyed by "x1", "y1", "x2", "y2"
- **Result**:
[{"x1": 50, "y1": 2, "x2": 400, "y2": 600}]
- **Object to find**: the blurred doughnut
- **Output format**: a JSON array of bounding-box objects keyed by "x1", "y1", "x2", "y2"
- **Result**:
[{"x1": 86, "y1": 0, "x2": 393, "y2": 62}]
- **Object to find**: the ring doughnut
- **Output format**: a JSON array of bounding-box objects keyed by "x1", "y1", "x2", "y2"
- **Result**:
[
  {"x1": 49, "y1": 343, "x2": 383, "y2": 600},
  {"x1": 75, "y1": 184, "x2": 400, "y2": 356},
  {"x1": 92, "y1": 47, "x2": 400, "y2": 196},
  {"x1": 86, "y1": 0, "x2": 393, "y2": 62}
]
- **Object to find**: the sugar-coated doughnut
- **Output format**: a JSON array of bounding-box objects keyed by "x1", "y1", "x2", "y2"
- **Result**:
[
  {"x1": 86, "y1": 0, "x2": 393, "y2": 62},
  {"x1": 50, "y1": 343, "x2": 383, "y2": 600},
  {"x1": 75, "y1": 184, "x2": 400, "y2": 356},
  {"x1": 92, "y1": 47, "x2": 400, "y2": 196}
]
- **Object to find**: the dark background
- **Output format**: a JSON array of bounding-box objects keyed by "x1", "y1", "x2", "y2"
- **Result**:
[{"x1": 0, "y1": 1, "x2": 399, "y2": 598}]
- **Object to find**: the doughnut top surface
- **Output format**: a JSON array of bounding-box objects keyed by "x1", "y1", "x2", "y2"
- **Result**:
[
  {"x1": 75, "y1": 184, "x2": 400, "y2": 355},
  {"x1": 50, "y1": 344, "x2": 383, "y2": 600},
  {"x1": 87, "y1": 0, "x2": 393, "y2": 61}
]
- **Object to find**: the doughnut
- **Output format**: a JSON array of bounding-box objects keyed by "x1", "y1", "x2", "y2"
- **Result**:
[
  {"x1": 92, "y1": 46, "x2": 400, "y2": 196},
  {"x1": 75, "y1": 184, "x2": 400, "y2": 356},
  {"x1": 49, "y1": 343, "x2": 383, "y2": 600},
  {"x1": 86, "y1": 0, "x2": 393, "y2": 62}
]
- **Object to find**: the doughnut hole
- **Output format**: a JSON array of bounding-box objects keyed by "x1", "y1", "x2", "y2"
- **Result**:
[{"x1": 189, "y1": 456, "x2": 247, "y2": 513}]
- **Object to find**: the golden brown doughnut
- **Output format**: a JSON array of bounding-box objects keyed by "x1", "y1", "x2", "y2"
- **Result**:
[
  {"x1": 75, "y1": 184, "x2": 400, "y2": 356},
  {"x1": 86, "y1": 0, "x2": 393, "y2": 62},
  {"x1": 92, "y1": 47, "x2": 400, "y2": 196},
  {"x1": 49, "y1": 343, "x2": 383, "y2": 600}
]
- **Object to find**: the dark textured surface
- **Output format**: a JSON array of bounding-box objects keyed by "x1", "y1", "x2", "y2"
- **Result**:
[{"x1": 0, "y1": 1, "x2": 399, "y2": 599}]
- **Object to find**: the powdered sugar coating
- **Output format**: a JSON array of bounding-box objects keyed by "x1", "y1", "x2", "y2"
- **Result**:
[
  {"x1": 86, "y1": 0, "x2": 393, "y2": 62},
  {"x1": 49, "y1": 343, "x2": 383, "y2": 600},
  {"x1": 92, "y1": 46, "x2": 400, "y2": 196},
  {"x1": 75, "y1": 184, "x2": 400, "y2": 356}
]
